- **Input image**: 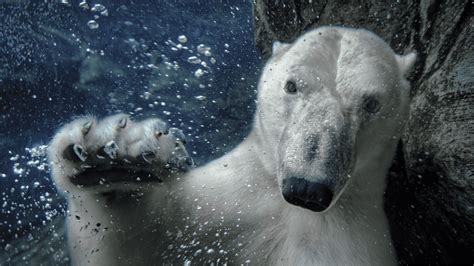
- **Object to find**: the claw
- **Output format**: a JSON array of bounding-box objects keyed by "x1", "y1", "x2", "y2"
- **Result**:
[
  {"x1": 63, "y1": 144, "x2": 88, "y2": 162},
  {"x1": 167, "y1": 155, "x2": 193, "y2": 171},
  {"x1": 118, "y1": 117, "x2": 128, "y2": 128},
  {"x1": 103, "y1": 141, "x2": 119, "y2": 159},
  {"x1": 141, "y1": 151, "x2": 156, "y2": 164},
  {"x1": 82, "y1": 121, "x2": 93, "y2": 135},
  {"x1": 170, "y1": 127, "x2": 186, "y2": 143},
  {"x1": 154, "y1": 121, "x2": 169, "y2": 138},
  {"x1": 186, "y1": 157, "x2": 194, "y2": 166}
]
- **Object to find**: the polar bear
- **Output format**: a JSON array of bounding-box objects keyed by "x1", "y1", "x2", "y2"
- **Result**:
[{"x1": 48, "y1": 26, "x2": 416, "y2": 265}]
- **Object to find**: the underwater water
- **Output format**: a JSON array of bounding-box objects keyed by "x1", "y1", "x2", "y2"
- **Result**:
[{"x1": 0, "y1": 1, "x2": 260, "y2": 264}]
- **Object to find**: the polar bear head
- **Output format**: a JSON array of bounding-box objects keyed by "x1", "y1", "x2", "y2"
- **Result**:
[{"x1": 255, "y1": 27, "x2": 416, "y2": 212}]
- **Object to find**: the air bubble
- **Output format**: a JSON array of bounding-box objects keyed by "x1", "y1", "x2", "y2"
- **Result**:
[
  {"x1": 187, "y1": 56, "x2": 201, "y2": 64},
  {"x1": 194, "y1": 68, "x2": 205, "y2": 78},
  {"x1": 91, "y1": 4, "x2": 106, "y2": 12},
  {"x1": 178, "y1": 35, "x2": 188, "y2": 43},
  {"x1": 60, "y1": 0, "x2": 71, "y2": 6},
  {"x1": 197, "y1": 44, "x2": 211, "y2": 56},
  {"x1": 79, "y1": 0, "x2": 89, "y2": 9},
  {"x1": 193, "y1": 249, "x2": 202, "y2": 256},
  {"x1": 87, "y1": 20, "x2": 99, "y2": 30},
  {"x1": 195, "y1": 95, "x2": 206, "y2": 101}
]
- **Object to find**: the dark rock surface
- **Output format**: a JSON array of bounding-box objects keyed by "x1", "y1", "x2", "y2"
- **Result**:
[{"x1": 253, "y1": 0, "x2": 473, "y2": 264}]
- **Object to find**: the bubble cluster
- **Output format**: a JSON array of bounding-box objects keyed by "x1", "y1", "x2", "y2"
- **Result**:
[{"x1": 80, "y1": 2, "x2": 109, "y2": 29}]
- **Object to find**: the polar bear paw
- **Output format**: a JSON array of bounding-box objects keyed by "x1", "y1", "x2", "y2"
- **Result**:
[{"x1": 47, "y1": 114, "x2": 193, "y2": 193}]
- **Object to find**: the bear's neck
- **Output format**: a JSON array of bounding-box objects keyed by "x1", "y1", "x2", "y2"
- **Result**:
[
  {"x1": 270, "y1": 194, "x2": 396, "y2": 265},
  {"x1": 267, "y1": 165, "x2": 395, "y2": 265},
  {"x1": 313, "y1": 144, "x2": 397, "y2": 263}
]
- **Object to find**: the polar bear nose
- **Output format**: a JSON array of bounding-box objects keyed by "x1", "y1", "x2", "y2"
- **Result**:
[{"x1": 281, "y1": 177, "x2": 333, "y2": 212}]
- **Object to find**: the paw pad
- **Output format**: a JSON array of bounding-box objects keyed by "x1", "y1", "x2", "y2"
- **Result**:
[
  {"x1": 63, "y1": 144, "x2": 88, "y2": 162},
  {"x1": 103, "y1": 141, "x2": 119, "y2": 159}
]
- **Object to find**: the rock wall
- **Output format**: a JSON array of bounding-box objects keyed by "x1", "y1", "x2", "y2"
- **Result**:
[{"x1": 252, "y1": 0, "x2": 473, "y2": 264}]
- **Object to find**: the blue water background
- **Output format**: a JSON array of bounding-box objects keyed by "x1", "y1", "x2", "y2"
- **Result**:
[{"x1": 0, "y1": 1, "x2": 261, "y2": 261}]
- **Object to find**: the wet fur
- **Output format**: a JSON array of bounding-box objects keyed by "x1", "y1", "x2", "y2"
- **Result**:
[{"x1": 48, "y1": 27, "x2": 416, "y2": 265}]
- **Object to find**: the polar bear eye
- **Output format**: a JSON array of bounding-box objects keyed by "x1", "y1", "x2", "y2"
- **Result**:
[
  {"x1": 363, "y1": 96, "x2": 381, "y2": 113},
  {"x1": 283, "y1": 81, "x2": 297, "y2": 94}
]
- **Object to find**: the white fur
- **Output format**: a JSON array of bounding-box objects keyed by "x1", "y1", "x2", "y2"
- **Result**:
[{"x1": 48, "y1": 27, "x2": 415, "y2": 265}]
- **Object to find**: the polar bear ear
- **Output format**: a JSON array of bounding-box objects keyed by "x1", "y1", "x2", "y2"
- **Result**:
[
  {"x1": 272, "y1": 41, "x2": 291, "y2": 56},
  {"x1": 396, "y1": 52, "x2": 417, "y2": 78}
]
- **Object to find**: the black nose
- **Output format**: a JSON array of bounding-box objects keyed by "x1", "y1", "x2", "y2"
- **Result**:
[{"x1": 282, "y1": 177, "x2": 333, "y2": 212}]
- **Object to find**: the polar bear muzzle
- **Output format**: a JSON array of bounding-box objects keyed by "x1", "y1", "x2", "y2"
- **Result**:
[{"x1": 276, "y1": 96, "x2": 354, "y2": 212}]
